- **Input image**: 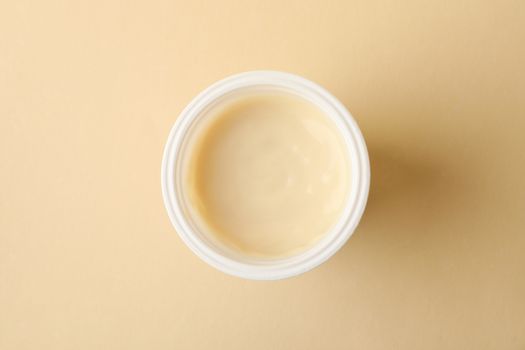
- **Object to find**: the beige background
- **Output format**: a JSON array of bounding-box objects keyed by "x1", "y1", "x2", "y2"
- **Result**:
[{"x1": 1, "y1": 0, "x2": 525, "y2": 349}]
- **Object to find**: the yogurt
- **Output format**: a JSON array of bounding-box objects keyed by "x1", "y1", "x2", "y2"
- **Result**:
[{"x1": 186, "y1": 93, "x2": 350, "y2": 257}]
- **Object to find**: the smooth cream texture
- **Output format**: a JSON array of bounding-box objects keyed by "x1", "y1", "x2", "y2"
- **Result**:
[{"x1": 187, "y1": 93, "x2": 349, "y2": 257}]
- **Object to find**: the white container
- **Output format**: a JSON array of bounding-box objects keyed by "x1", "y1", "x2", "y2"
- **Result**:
[{"x1": 161, "y1": 71, "x2": 370, "y2": 280}]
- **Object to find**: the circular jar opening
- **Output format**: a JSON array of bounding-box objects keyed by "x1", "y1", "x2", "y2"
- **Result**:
[
  {"x1": 162, "y1": 71, "x2": 369, "y2": 280},
  {"x1": 185, "y1": 91, "x2": 350, "y2": 258}
]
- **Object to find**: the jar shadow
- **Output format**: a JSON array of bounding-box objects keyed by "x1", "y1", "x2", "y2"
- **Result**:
[{"x1": 336, "y1": 138, "x2": 474, "y2": 261}]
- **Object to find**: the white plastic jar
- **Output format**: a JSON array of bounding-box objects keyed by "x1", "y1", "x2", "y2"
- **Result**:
[{"x1": 161, "y1": 71, "x2": 370, "y2": 280}]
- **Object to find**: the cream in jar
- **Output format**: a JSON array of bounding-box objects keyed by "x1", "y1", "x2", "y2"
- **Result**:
[{"x1": 185, "y1": 92, "x2": 350, "y2": 257}]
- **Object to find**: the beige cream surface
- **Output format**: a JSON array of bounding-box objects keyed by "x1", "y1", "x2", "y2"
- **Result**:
[
  {"x1": 1, "y1": 1, "x2": 524, "y2": 349},
  {"x1": 187, "y1": 93, "x2": 349, "y2": 257}
]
